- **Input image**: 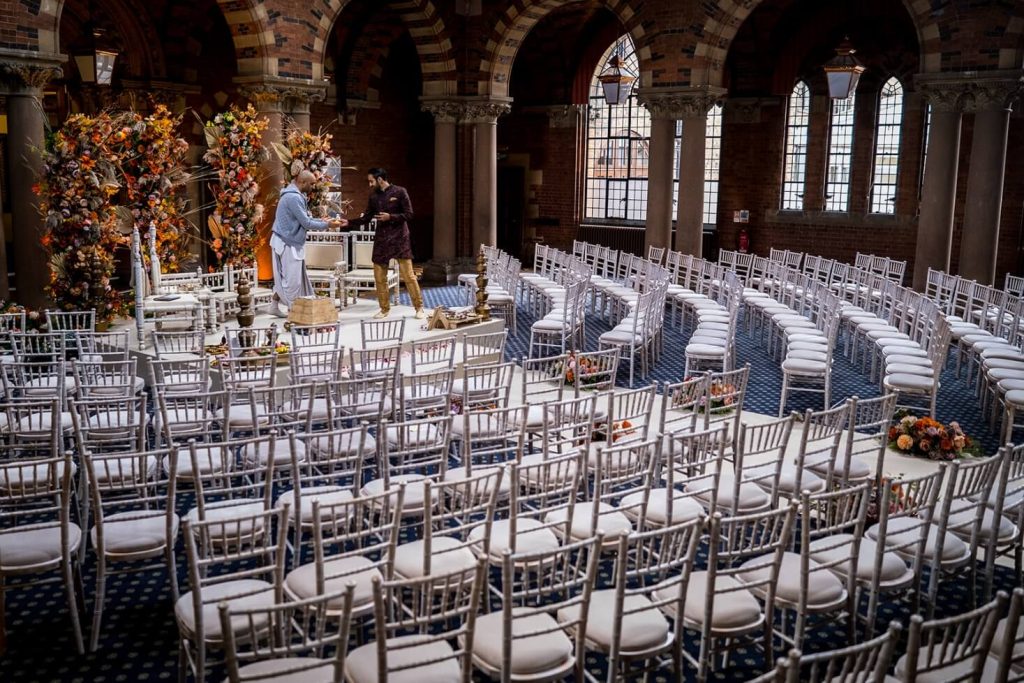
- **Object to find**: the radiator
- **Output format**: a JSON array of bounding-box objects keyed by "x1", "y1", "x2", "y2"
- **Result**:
[{"x1": 577, "y1": 224, "x2": 646, "y2": 257}]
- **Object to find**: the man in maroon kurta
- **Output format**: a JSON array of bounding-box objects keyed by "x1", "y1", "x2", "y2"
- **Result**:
[{"x1": 340, "y1": 168, "x2": 425, "y2": 319}]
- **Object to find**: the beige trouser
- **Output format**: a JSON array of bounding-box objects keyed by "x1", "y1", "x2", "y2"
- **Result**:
[{"x1": 374, "y1": 259, "x2": 422, "y2": 312}]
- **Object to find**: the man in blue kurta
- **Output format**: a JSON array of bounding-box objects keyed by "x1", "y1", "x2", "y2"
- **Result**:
[{"x1": 267, "y1": 170, "x2": 342, "y2": 317}]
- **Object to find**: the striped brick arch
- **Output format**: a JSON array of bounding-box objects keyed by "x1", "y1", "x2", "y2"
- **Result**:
[
  {"x1": 480, "y1": 0, "x2": 647, "y2": 98},
  {"x1": 319, "y1": 0, "x2": 457, "y2": 97},
  {"x1": 343, "y1": 21, "x2": 407, "y2": 105},
  {"x1": 691, "y1": 0, "x2": 945, "y2": 87},
  {"x1": 215, "y1": 0, "x2": 273, "y2": 77}
]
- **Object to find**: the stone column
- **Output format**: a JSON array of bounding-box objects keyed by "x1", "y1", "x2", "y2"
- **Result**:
[
  {"x1": 675, "y1": 88, "x2": 726, "y2": 257},
  {"x1": 958, "y1": 74, "x2": 1022, "y2": 285},
  {"x1": 283, "y1": 86, "x2": 325, "y2": 133},
  {"x1": 421, "y1": 99, "x2": 461, "y2": 262},
  {"x1": 463, "y1": 98, "x2": 512, "y2": 255},
  {"x1": 912, "y1": 75, "x2": 968, "y2": 290},
  {"x1": 239, "y1": 83, "x2": 287, "y2": 280},
  {"x1": 1, "y1": 61, "x2": 61, "y2": 307}
]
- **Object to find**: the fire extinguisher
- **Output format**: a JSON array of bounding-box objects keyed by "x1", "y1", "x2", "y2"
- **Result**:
[{"x1": 738, "y1": 226, "x2": 750, "y2": 254}]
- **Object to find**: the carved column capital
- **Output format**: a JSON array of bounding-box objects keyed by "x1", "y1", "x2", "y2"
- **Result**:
[
  {"x1": 543, "y1": 104, "x2": 586, "y2": 129},
  {"x1": 916, "y1": 70, "x2": 1024, "y2": 112},
  {"x1": 461, "y1": 97, "x2": 512, "y2": 124},
  {"x1": 420, "y1": 99, "x2": 464, "y2": 124},
  {"x1": 636, "y1": 86, "x2": 728, "y2": 120},
  {"x1": 238, "y1": 83, "x2": 286, "y2": 112},
  {"x1": 0, "y1": 59, "x2": 62, "y2": 95}
]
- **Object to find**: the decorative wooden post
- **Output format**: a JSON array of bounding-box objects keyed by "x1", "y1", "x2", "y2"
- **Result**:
[
  {"x1": 131, "y1": 226, "x2": 146, "y2": 348},
  {"x1": 235, "y1": 269, "x2": 256, "y2": 348},
  {"x1": 474, "y1": 246, "x2": 491, "y2": 321}
]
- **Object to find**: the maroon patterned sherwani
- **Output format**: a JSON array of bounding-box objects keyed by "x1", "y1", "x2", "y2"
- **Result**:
[{"x1": 349, "y1": 184, "x2": 415, "y2": 264}]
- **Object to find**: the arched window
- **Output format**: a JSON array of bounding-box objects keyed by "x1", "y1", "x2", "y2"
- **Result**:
[
  {"x1": 586, "y1": 36, "x2": 654, "y2": 221},
  {"x1": 825, "y1": 93, "x2": 856, "y2": 212},
  {"x1": 870, "y1": 77, "x2": 905, "y2": 214},
  {"x1": 704, "y1": 102, "x2": 724, "y2": 226},
  {"x1": 781, "y1": 81, "x2": 810, "y2": 210}
]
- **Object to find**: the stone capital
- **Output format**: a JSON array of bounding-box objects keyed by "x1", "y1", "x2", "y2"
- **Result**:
[
  {"x1": 420, "y1": 98, "x2": 464, "y2": 124},
  {"x1": 460, "y1": 97, "x2": 513, "y2": 124},
  {"x1": 543, "y1": 104, "x2": 586, "y2": 129},
  {"x1": 916, "y1": 70, "x2": 1024, "y2": 112},
  {"x1": 636, "y1": 86, "x2": 728, "y2": 120},
  {"x1": 723, "y1": 97, "x2": 771, "y2": 124},
  {"x1": 0, "y1": 58, "x2": 62, "y2": 95},
  {"x1": 236, "y1": 77, "x2": 327, "y2": 113}
]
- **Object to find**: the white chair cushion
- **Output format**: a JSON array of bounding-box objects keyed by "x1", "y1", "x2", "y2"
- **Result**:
[
  {"x1": 867, "y1": 517, "x2": 969, "y2": 565},
  {"x1": 184, "y1": 500, "x2": 266, "y2": 539},
  {"x1": 656, "y1": 571, "x2": 762, "y2": 630},
  {"x1": 472, "y1": 609, "x2": 574, "y2": 676},
  {"x1": 947, "y1": 507, "x2": 1018, "y2": 544},
  {"x1": 347, "y1": 635, "x2": 462, "y2": 683},
  {"x1": 360, "y1": 475, "x2": 431, "y2": 512},
  {"x1": 285, "y1": 555, "x2": 379, "y2": 609},
  {"x1": 738, "y1": 552, "x2": 845, "y2": 608},
  {"x1": 808, "y1": 533, "x2": 910, "y2": 585},
  {"x1": 620, "y1": 488, "x2": 705, "y2": 526},
  {"x1": 557, "y1": 589, "x2": 670, "y2": 651},
  {"x1": 0, "y1": 523, "x2": 82, "y2": 571},
  {"x1": 174, "y1": 579, "x2": 275, "y2": 641},
  {"x1": 274, "y1": 486, "x2": 353, "y2": 525},
  {"x1": 688, "y1": 473, "x2": 770, "y2": 514},
  {"x1": 234, "y1": 658, "x2": 337, "y2": 683},
  {"x1": 470, "y1": 518, "x2": 559, "y2": 559},
  {"x1": 544, "y1": 502, "x2": 632, "y2": 542},
  {"x1": 91, "y1": 511, "x2": 178, "y2": 556},
  {"x1": 394, "y1": 536, "x2": 477, "y2": 578},
  {"x1": 243, "y1": 435, "x2": 306, "y2": 467}
]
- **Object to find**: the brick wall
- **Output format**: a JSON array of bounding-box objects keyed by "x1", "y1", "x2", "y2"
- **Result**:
[{"x1": 311, "y1": 33, "x2": 436, "y2": 260}]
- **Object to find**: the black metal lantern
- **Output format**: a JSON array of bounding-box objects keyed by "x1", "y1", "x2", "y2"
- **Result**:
[
  {"x1": 598, "y1": 55, "x2": 636, "y2": 106},
  {"x1": 824, "y1": 38, "x2": 865, "y2": 100}
]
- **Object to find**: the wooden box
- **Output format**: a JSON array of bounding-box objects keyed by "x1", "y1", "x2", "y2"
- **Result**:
[
  {"x1": 288, "y1": 297, "x2": 338, "y2": 326},
  {"x1": 427, "y1": 306, "x2": 482, "y2": 330}
]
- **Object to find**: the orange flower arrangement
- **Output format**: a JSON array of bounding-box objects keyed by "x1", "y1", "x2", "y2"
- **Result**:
[
  {"x1": 203, "y1": 105, "x2": 268, "y2": 266},
  {"x1": 119, "y1": 105, "x2": 191, "y2": 271},
  {"x1": 35, "y1": 112, "x2": 127, "y2": 323},
  {"x1": 888, "y1": 410, "x2": 978, "y2": 461}
]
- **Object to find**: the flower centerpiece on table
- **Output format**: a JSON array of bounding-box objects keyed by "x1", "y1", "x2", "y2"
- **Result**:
[
  {"x1": 887, "y1": 409, "x2": 981, "y2": 461},
  {"x1": 35, "y1": 112, "x2": 127, "y2": 324},
  {"x1": 118, "y1": 104, "x2": 192, "y2": 272},
  {"x1": 202, "y1": 105, "x2": 268, "y2": 267}
]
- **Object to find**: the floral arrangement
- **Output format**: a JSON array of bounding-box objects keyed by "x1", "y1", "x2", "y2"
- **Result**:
[
  {"x1": 0, "y1": 302, "x2": 45, "y2": 330},
  {"x1": 887, "y1": 410, "x2": 981, "y2": 461},
  {"x1": 560, "y1": 352, "x2": 607, "y2": 388},
  {"x1": 203, "y1": 105, "x2": 268, "y2": 266},
  {"x1": 272, "y1": 129, "x2": 348, "y2": 218},
  {"x1": 35, "y1": 112, "x2": 127, "y2": 324},
  {"x1": 594, "y1": 419, "x2": 637, "y2": 443},
  {"x1": 683, "y1": 376, "x2": 738, "y2": 414},
  {"x1": 119, "y1": 105, "x2": 192, "y2": 271}
]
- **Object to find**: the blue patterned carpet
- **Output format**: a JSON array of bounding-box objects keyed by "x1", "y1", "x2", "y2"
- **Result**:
[{"x1": 0, "y1": 285, "x2": 1013, "y2": 682}]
